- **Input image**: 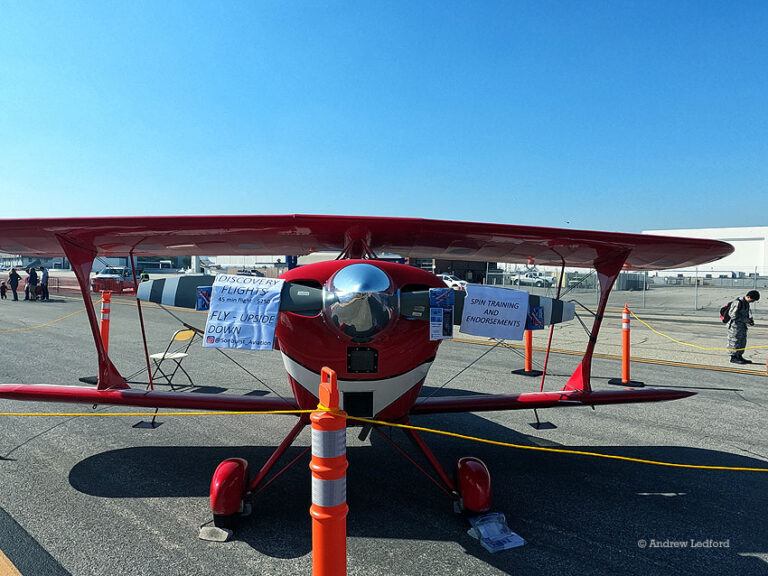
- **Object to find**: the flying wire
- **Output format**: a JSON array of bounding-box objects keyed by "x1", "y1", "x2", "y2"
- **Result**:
[
  {"x1": 156, "y1": 304, "x2": 296, "y2": 408},
  {"x1": 413, "y1": 339, "x2": 506, "y2": 407}
]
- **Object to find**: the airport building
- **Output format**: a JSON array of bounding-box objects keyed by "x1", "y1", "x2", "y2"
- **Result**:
[{"x1": 643, "y1": 226, "x2": 768, "y2": 277}]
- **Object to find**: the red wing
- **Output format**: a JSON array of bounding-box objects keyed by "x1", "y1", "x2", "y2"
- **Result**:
[
  {"x1": 0, "y1": 384, "x2": 299, "y2": 413},
  {"x1": 0, "y1": 214, "x2": 732, "y2": 270},
  {"x1": 409, "y1": 388, "x2": 695, "y2": 415},
  {"x1": 0, "y1": 384, "x2": 693, "y2": 416}
]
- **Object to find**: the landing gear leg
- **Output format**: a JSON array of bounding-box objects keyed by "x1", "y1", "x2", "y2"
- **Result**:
[
  {"x1": 199, "y1": 419, "x2": 309, "y2": 541},
  {"x1": 402, "y1": 425, "x2": 492, "y2": 514}
]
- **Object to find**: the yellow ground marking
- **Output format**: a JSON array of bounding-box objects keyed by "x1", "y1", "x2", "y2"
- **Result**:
[
  {"x1": 0, "y1": 293, "x2": 204, "y2": 335},
  {"x1": 0, "y1": 306, "x2": 90, "y2": 333},
  {"x1": 0, "y1": 549, "x2": 22, "y2": 576},
  {"x1": 629, "y1": 309, "x2": 768, "y2": 353},
  {"x1": 453, "y1": 337, "x2": 767, "y2": 376}
]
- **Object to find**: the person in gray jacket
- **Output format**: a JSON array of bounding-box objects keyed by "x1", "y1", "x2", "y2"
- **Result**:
[
  {"x1": 727, "y1": 290, "x2": 760, "y2": 364},
  {"x1": 40, "y1": 266, "x2": 49, "y2": 301}
]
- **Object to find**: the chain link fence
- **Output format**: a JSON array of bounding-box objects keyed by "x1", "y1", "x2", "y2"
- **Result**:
[{"x1": 484, "y1": 266, "x2": 766, "y2": 318}]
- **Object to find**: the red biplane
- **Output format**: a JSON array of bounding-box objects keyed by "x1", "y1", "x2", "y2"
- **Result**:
[{"x1": 0, "y1": 215, "x2": 733, "y2": 532}]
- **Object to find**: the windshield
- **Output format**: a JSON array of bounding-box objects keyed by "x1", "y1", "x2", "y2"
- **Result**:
[{"x1": 100, "y1": 268, "x2": 124, "y2": 275}]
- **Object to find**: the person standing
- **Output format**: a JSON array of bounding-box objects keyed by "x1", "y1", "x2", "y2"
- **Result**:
[
  {"x1": 727, "y1": 290, "x2": 760, "y2": 364},
  {"x1": 24, "y1": 269, "x2": 31, "y2": 300},
  {"x1": 28, "y1": 267, "x2": 39, "y2": 301},
  {"x1": 40, "y1": 266, "x2": 49, "y2": 301},
  {"x1": 8, "y1": 268, "x2": 20, "y2": 301}
]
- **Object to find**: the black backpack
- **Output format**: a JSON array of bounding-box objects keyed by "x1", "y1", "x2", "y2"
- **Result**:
[{"x1": 720, "y1": 299, "x2": 741, "y2": 323}]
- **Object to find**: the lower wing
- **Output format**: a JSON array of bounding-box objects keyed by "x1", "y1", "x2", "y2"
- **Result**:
[
  {"x1": 0, "y1": 384, "x2": 692, "y2": 418},
  {"x1": 0, "y1": 384, "x2": 299, "y2": 412},
  {"x1": 410, "y1": 388, "x2": 694, "y2": 415}
]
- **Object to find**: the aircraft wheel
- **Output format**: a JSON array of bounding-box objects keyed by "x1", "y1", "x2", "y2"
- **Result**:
[
  {"x1": 456, "y1": 457, "x2": 491, "y2": 514},
  {"x1": 213, "y1": 513, "x2": 237, "y2": 529},
  {"x1": 210, "y1": 457, "x2": 250, "y2": 527}
]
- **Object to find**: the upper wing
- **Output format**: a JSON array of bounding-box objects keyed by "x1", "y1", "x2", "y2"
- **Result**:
[{"x1": 0, "y1": 214, "x2": 733, "y2": 270}]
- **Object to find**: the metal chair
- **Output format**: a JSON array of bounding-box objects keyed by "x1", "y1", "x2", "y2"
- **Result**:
[{"x1": 149, "y1": 329, "x2": 197, "y2": 390}]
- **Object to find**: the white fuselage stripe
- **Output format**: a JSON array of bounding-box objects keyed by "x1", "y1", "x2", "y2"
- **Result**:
[{"x1": 281, "y1": 352, "x2": 433, "y2": 416}]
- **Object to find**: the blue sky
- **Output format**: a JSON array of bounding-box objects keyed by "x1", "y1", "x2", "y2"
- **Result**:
[{"x1": 1, "y1": 1, "x2": 766, "y2": 232}]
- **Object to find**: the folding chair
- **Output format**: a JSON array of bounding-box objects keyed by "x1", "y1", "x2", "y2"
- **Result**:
[{"x1": 149, "y1": 329, "x2": 197, "y2": 390}]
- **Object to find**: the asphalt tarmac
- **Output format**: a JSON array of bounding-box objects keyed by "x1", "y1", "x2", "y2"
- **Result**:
[{"x1": 0, "y1": 293, "x2": 766, "y2": 575}]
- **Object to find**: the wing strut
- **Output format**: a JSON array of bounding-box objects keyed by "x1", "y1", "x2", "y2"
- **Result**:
[
  {"x1": 539, "y1": 257, "x2": 567, "y2": 392},
  {"x1": 56, "y1": 234, "x2": 127, "y2": 390},
  {"x1": 129, "y1": 252, "x2": 155, "y2": 390},
  {"x1": 563, "y1": 249, "x2": 630, "y2": 394},
  {"x1": 337, "y1": 225, "x2": 377, "y2": 259}
]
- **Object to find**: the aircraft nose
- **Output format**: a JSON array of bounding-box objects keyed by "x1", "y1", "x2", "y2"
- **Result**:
[
  {"x1": 323, "y1": 263, "x2": 399, "y2": 342},
  {"x1": 328, "y1": 262, "x2": 392, "y2": 293}
]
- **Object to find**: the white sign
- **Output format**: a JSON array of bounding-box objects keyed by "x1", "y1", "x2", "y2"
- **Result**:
[
  {"x1": 203, "y1": 275, "x2": 285, "y2": 350},
  {"x1": 459, "y1": 285, "x2": 529, "y2": 341}
]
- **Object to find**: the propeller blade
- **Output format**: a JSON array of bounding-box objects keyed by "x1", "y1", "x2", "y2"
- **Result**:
[
  {"x1": 400, "y1": 289, "x2": 574, "y2": 326},
  {"x1": 136, "y1": 276, "x2": 323, "y2": 314}
]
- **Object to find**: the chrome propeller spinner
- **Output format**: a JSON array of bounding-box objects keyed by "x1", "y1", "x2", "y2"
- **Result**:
[{"x1": 323, "y1": 263, "x2": 399, "y2": 342}]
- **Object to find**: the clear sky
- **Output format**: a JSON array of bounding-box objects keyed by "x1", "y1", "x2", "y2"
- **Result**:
[{"x1": 1, "y1": 1, "x2": 766, "y2": 232}]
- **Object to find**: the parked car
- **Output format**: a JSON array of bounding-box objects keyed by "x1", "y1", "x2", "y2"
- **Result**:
[
  {"x1": 568, "y1": 275, "x2": 589, "y2": 288},
  {"x1": 512, "y1": 272, "x2": 553, "y2": 287},
  {"x1": 438, "y1": 274, "x2": 467, "y2": 290},
  {"x1": 91, "y1": 267, "x2": 137, "y2": 293},
  {"x1": 235, "y1": 269, "x2": 265, "y2": 277}
]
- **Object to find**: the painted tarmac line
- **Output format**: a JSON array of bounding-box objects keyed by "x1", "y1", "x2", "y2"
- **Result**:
[
  {"x1": 452, "y1": 337, "x2": 768, "y2": 376},
  {"x1": 0, "y1": 506, "x2": 69, "y2": 576},
  {"x1": 0, "y1": 549, "x2": 21, "y2": 576}
]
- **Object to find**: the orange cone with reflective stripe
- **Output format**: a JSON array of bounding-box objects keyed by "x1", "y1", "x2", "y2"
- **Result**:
[
  {"x1": 609, "y1": 303, "x2": 643, "y2": 387},
  {"x1": 310, "y1": 367, "x2": 348, "y2": 576},
  {"x1": 99, "y1": 291, "x2": 112, "y2": 355},
  {"x1": 621, "y1": 303, "x2": 630, "y2": 383},
  {"x1": 524, "y1": 329, "x2": 533, "y2": 372},
  {"x1": 512, "y1": 329, "x2": 542, "y2": 377}
]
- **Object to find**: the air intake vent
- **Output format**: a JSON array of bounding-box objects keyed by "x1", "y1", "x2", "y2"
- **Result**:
[
  {"x1": 343, "y1": 391, "x2": 374, "y2": 418},
  {"x1": 347, "y1": 347, "x2": 378, "y2": 373}
]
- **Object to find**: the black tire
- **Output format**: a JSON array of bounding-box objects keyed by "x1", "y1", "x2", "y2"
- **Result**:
[{"x1": 213, "y1": 513, "x2": 237, "y2": 529}]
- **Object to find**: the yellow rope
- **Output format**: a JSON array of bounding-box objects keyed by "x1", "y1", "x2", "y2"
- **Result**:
[
  {"x1": 0, "y1": 410, "x2": 312, "y2": 417},
  {"x1": 629, "y1": 310, "x2": 768, "y2": 352},
  {"x1": 0, "y1": 297, "x2": 764, "y2": 470},
  {"x1": 1, "y1": 408, "x2": 765, "y2": 472},
  {"x1": 344, "y1": 415, "x2": 768, "y2": 472}
]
